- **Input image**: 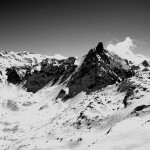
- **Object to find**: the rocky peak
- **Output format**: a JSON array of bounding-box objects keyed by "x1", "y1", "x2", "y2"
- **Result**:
[
  {"x1": 142, "y1": 60, "x2": 150, "y2": 67},
  {"x1": 66, "y1": 42, "x2": 135, "y2": 97},
  {"x1": 3, "y1": 42, "x2": 135, "y2": 97},
  {"x1": 96, "y1": 42, "x2": 104, "y2": 52},
  {"x1": 84, "y1": 42, "x2": 111, "y2": 67},
  {"x1": 86, "y1": 42, "x2": 104, "y2": 55}
]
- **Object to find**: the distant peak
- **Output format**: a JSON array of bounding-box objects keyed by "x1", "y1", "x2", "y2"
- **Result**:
[{"x1": 53, "y1": 54, "x2": 67, "y2": 60}]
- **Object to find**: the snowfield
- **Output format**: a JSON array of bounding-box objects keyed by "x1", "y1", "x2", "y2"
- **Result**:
[{"x1": 0, "y1": 71, "x2": 150, "y2": 150}]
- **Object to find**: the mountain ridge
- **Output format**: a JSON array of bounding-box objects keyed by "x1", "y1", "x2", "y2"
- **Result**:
[
  {"x1": 0, "y1": 42, "x2": 150, "y2": 150},
  {"x1": 2, "y1": 42, "x2": 134, "y2": 95}
]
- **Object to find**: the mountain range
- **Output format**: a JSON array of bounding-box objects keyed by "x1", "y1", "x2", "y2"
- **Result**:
[{"x1": 0, "y1": 42, "x2": 150, "y2": 150}]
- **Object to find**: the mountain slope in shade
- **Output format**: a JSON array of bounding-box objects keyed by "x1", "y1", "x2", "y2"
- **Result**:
[
  {"x1": 67, "y1": 42, "x2": 134, "y2": 97},
  {"x1": 0, "y1": 42, "x2": 150, "y2": 150},
  {"x1": 0, "y1": 50, "x2": 67, "y2": 68},
  {"x1": 4, "y1": 43, "x2": 134, "y2": 95}
]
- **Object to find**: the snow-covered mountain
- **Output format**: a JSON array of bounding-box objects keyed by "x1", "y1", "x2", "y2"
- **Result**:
[{"x1": 0, "y1": 42, "x2": 150, "y2": 150}]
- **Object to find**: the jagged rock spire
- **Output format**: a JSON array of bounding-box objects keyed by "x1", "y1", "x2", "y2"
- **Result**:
[{"x1": 96, "y1": 42, "x2": 104, "y2": 50}]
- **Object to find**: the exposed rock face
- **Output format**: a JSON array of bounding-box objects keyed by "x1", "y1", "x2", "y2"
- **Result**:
[
  {"x1": 56, "y1": 89, "x2": 70, "y2": 102},
  {"x1": 142, "y1": 60, "x2": 150, "y2": 67},
  {"x1": 117, "y1": 79, "x2": 135, "y2": 93},
  {"x1": 6, "y1": 66, "x2": 31, "y2": 85},
  {"x1": 117, "y1": 79, "x2": 136, "y2": 107},
  {"x1": 56, "y1": 89, "x2": 66, "y2": 99},
  {"x1": 67, "y1": 42, "x2": 134, "y2": 97},
  {"x1": 142, "y1": 67, "x2": 149, "y2": 72},
  {"x1": 6, "y1": 67, "x2": 22, "y2": 84},
  {"x1": 131, "y1": 65, "x2": 140, "y2": 70},
  {"x1": 5, "y1": 42, "x2": 134, "y2": 96},
  {"x1": 5, "y1": 57, "x2": 77, "y2": 92},
  {"x1": 23, "y1": 57, "x2": 77, "y2": 92},
  {"x1": 132, "y1": 105, "x2": 150, "y2": 113}
]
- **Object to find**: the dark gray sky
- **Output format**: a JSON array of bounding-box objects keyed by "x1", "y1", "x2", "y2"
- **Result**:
[{"x1": 0, "y1": 0, "x2": 150, "y2": 57}]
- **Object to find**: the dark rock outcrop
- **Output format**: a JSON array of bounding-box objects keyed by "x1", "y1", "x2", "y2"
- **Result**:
[
  {"x1": 6, "y1": 67, "x2": 22, "y2": 84},
  {"x1": 142, "y1": 67, "x2": 149, "y2": 72},
  {"x1": 6, "y1": 66, "x2": 31, "y2": 85},
  {"x1": 56, "y1": 89, "x2": 66, "y2": 99},
  {"x1": 67, "y1": 42, "x2": 134, "y2": 97},
  {"x1": 117, "y1": 79, "x2": 136, "y2": 93},
  {"x1": 131, "y1": 65, "x2": 140, "y2": 70},
  {"x1": 117, "y1": 79, "x2": 136, "y2": 107},
  {"x1": 131, "y1": 105, "x2": 150, "y2": 115},
  {"x1": 5, "y1": 57, "x2": 77, "y2": 92},
  {"x1": 133, "y1": 105, "x2": 150, "y2": 112},
  {"x1": 142, "y1": 60, "x2": 150, "y2": 67},
  {"x1": 23, "y1": 57, "x2": 77, "y2": 92},
  {"x1": 5, "y1": 42, "x2": 135, "y2": 97}
]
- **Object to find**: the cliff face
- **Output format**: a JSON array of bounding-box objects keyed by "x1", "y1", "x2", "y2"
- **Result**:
[
  {"x1": 5, "y1": 57, "x2": 77, "y2": 92},
  {"x1": 67, "y1": 42, "x2": 134, "y2": 97},
  {"x1": 5, "y1": 42, "x2": 134, "y2": 95},
  {"x1": 23, "y1": 57, "x2": 77, "y2": 92}
]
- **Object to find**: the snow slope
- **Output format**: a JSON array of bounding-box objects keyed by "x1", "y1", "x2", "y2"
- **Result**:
[
  {"x1": 0, "y1": 51, "x2": 67, "y2": 68},
  {"x1": 0, "y1": 43, "x2": 150, "y2": 150},
  {"x1": 0, "y1": 70, "x2": 150, "y2": 150}
]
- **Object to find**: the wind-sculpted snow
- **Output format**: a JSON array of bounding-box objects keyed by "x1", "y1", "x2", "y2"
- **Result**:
[{"x1": 0, "y1": 43, "x2": 150, "y2": 150}]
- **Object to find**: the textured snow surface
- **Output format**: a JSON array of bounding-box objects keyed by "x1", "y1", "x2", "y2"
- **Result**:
[
  {"x1": 0, "y1": 70, "x2": 150, "y2": 150},
  {"x1": 0, "y1": 51, "x2": 67, "y2": 68}
]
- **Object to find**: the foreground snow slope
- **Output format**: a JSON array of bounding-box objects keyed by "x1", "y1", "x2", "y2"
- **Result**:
[
  {"x1": 0, "y1": 43, "x2": 150, "y2": 150},
  {"x1": 0, "y1": 70, "x2": 150, "y2": 150}
]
